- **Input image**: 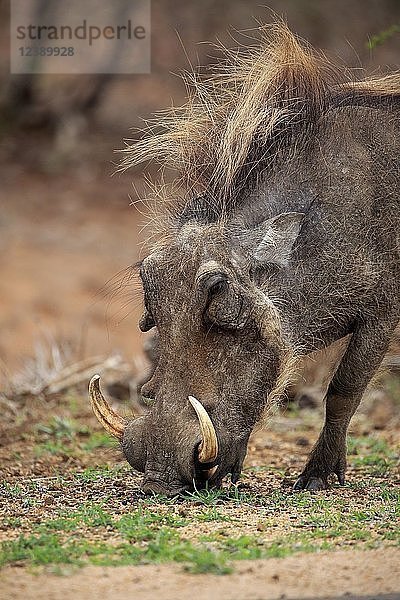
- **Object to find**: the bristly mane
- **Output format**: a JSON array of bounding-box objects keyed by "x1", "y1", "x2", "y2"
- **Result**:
[{"x1": 120, "y1": 22, "x2": 400, "y2": 225}]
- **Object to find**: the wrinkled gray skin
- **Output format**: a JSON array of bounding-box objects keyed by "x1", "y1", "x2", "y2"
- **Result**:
[{"x1": 123, "y1": 104, "x2": 399, "y2": 495}]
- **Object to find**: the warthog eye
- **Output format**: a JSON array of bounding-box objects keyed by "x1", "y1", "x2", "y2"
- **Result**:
[
  {"x1": 208, "y1": 278, "x2": 227, "y2": 297},
  {"x1": 197, "y1": 271, "x2": 228, "y2": 296},
  {"x1": 199, "y1": 273, "x2": 247, "y2": 330},
  {"x1": 196, "y1": 266, "x2": 249, "y2": 330},
  {"x1": 206, "y1": 278, "x2": 229, "y2": 305}
]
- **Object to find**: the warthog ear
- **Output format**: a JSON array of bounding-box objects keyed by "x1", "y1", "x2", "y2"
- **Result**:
[{"x1": 253, "y1": 212, "x2": 304, "y2": 267}]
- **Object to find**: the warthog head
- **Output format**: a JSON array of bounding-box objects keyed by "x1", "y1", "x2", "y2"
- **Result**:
[{"x1": 90, "y1": 214, "x2": 302, "y2": 495}]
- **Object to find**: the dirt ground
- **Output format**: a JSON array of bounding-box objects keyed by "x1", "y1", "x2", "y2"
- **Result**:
[
  {"x1": 0, "y1": 381, "x2": 399, "y2": 599},
  {"x1": 1, "y1": 548, "x2": 399, "y2": 600}
]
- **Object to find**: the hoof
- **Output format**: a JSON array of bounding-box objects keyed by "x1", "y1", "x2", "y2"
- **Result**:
[{"x1": 293, "y1": 475, "x2": 328, "y2": 491}]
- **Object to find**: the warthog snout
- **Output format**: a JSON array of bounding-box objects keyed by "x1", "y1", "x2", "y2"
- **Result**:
[{"x1": 89, "y1": 375, "x2": 221, "y2": 494}]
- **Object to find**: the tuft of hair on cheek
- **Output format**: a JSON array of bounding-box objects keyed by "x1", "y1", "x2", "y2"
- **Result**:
[
  {"x1": 251, "y1": 287, "x2": 283, "y2": 342},
  {"x1": 259, "y1": 348, "x2": 302, "y2": 426}
]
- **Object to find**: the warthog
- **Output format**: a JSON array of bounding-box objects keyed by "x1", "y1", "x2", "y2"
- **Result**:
[{"x1": 89, "y1": 24, "x2": 399, "y2": 495}]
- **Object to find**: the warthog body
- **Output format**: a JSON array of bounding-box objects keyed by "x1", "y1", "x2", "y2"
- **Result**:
[{"x1": 90, "y1": 24, "x2": 400, "y2": 495}]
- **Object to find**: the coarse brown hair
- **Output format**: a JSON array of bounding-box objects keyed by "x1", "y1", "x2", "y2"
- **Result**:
[{"x1": 120, "y1": 22, "x2": 400, "y2": 227}]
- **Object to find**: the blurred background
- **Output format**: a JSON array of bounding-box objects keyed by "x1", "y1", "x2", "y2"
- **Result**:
[{"x1": 0, "y1": 0, "x2": 399, "y2": 391}]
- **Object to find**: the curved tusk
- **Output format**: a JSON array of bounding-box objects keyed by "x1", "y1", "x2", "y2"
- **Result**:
[
  {"x1": 88, "y1": 375, "x2": 128, "y2": 440},
  {"x1": 188, "y1": 395, "x2": 218, "y2": 463},
  {"x1": 204, "y1": 465, "x2": 218, "y2": 479}
]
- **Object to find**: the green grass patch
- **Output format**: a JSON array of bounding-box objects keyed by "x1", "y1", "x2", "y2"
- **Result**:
[
  {"x1": 195, "y1": 508, "x2": 233, "y2": 523},
  {"x1": 34, "y1": 417, "x2": 116, "y2": 457},
  {"x1": 2, "y1": 485, "x2": 398, "y2": 573},
  {"x1": 183, "y1": 485, "x2": 260, "y2": 507},
  {"x1": 367, "y1": 24, "x2": 400, "y2": 50},
  {"x1": 0, "y1": 506, "x2": 230, "y2": 575},
  {"x1": 347, "y1": 435, "x2": 399, "y2": 475},
  {"x1": 74, "y1": 464, "x2": 130, "y2": 481},
  {"x1": 2, "y1": 423, "x2": 398, "y2": 574},
  {"x1": 80, "y1": 431, "x2": 116, "y2": 451},
  {"x1": 0, "y1": 531, "x2": 234, "y2": 575},
  {"x1": 0, "y1": 482, "x2": 24, "y2": 498}
]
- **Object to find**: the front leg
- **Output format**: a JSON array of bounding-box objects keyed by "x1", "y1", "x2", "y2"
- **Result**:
[
  {"x1": 293, "y1": 394, "x2": 356, "y2": 491},
  {"x1": 294, "y1": 317, "x2": 397, "y2": 491}
]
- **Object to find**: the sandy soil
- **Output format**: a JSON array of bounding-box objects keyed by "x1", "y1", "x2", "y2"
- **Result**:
[
  {"x1": 1, "y1": 548, "x2": 399, "y2": 600},
  {"x1": 0, "y1": 154, "x2": 147, "y2": 380}
]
